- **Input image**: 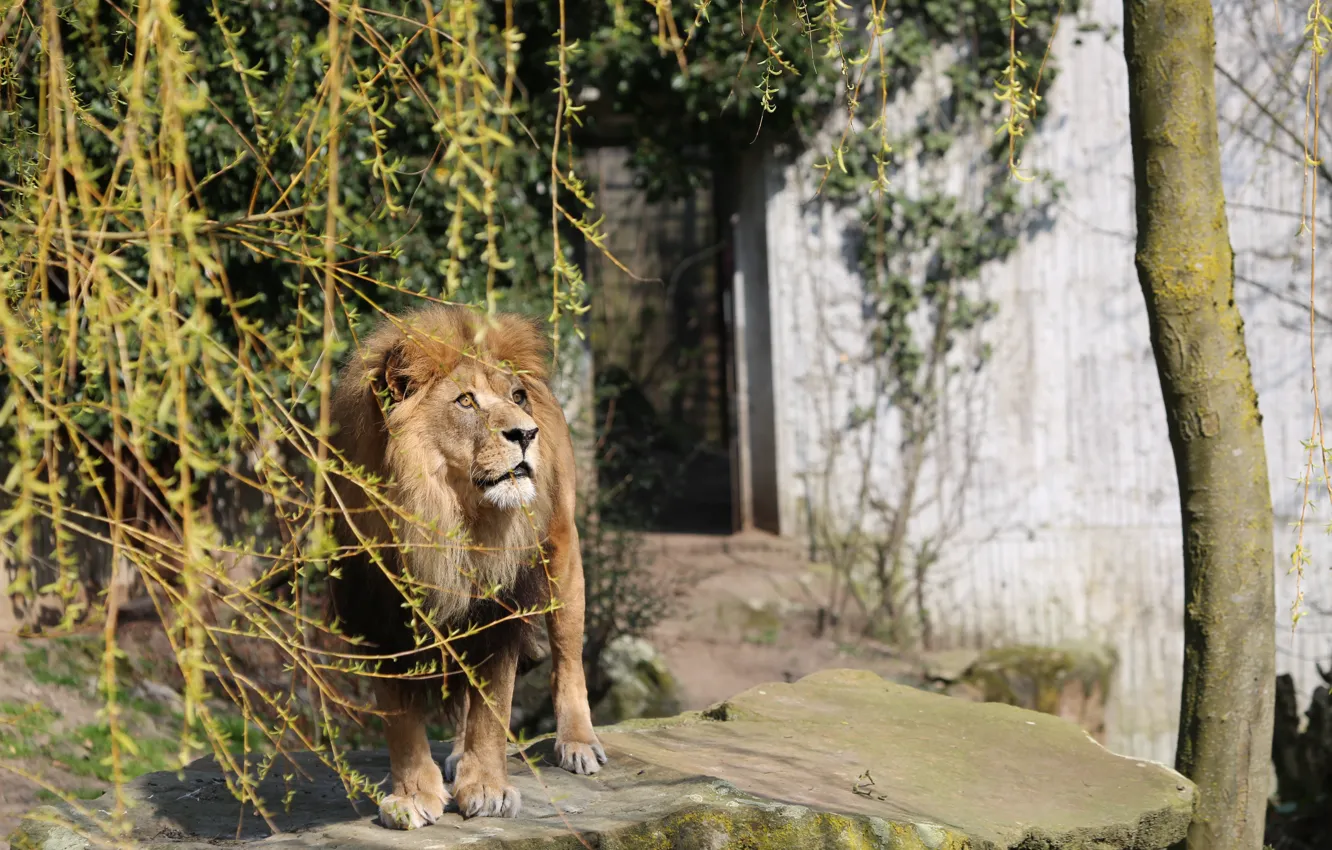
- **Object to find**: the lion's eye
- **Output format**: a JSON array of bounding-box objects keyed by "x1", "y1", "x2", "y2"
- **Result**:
[
  {"x1": 512, "y1": 388, "x2": 528, "y2": 406},
  {"x1": 456, "y1": 393, "x2": 475, "y2": 409}
]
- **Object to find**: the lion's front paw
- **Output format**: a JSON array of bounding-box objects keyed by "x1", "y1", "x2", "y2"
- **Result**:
[
  {"x1": 554, "y1": 735, "x2": 607, "y2": 775},
  {"x1": 454, "y1": 780, "x2": 522, "y2": 818},
  {"x1": 378, "y1": 790, "x2": 448, "y2": 830}
]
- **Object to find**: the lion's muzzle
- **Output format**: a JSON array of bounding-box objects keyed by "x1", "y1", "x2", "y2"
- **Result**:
[{"x1": 473, "y1": 461, "x2": 533, "y2": 490}]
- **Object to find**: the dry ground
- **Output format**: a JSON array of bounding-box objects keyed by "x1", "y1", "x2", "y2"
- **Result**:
[
  {"x1": 639, "y1": 531, "x2": 925, "y2": 708},
  {"x1": 0, "y1": 623, "x2": 189, "y2": 846}
]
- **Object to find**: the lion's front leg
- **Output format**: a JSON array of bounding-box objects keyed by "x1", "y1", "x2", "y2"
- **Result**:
[
  {"x1": 374, "y1": 681, "x2": 450, "y2": 830},
  {"x1": 545, "y1": 519, "x2": 607, "y2": 776},
  {"x1": 452, "y1": 642, "x2": 523, "y2": 818}
]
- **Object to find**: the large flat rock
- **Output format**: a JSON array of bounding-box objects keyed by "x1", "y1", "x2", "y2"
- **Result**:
[{"x1": 11, "y1": 669, "x2": 1195, "y2": 850}]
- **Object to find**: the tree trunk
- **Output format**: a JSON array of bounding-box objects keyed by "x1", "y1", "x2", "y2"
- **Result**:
[{"x1": 1122, "y1": 2, "x2": 1275, "y2": 849}]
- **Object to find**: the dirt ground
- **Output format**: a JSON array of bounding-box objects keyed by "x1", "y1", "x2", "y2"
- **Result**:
[
  {"x1": 639, "y1": 531, "x2": 924, "y2": 708},
  {"x1": 0, "y1": 621, "x2": 190, "y2": 847},
  {"x1": 0, "y1": 649, "x2": 107, "y2": 839},
  {"x1": 0, "y1": 531, "x2": 926, "y2": 845}
]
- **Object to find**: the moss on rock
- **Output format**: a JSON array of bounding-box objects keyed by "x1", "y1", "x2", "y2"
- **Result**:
[
  {"x1": 601, "y1": 803, "x2": 967, "y2": 850},
  {"x1": 961, "y1": 642, "x2": 1118, "y2": 741}
]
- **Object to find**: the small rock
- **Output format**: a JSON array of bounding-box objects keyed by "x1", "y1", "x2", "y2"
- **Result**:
[
  {"x1": 131, "y1": 680, "x2": 184, "y2": 714},
  {"x1": 13, "y1": 808, "x2": 90, "y2": 850},
  {"x1": 592, "y1": 636, "x2": 681, "y2": 726},
  {"x1": 917, "y1": 649, "x2": 982, "y2": 683},
  {"x1": 960, "y1": 641, "x2": 1117, "y2": 743}
]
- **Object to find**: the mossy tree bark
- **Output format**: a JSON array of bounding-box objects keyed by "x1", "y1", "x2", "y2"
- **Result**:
[{"x1": 1122, "y1": 2, "x2": 1276, "y2": 848}]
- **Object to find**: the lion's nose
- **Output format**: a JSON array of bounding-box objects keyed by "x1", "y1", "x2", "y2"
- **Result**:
[{"x1": 502, "y1": 427, "x2": 539, "y2": 451}]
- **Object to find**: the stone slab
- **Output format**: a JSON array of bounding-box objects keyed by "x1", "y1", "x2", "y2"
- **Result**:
[{"x1": 11, "y1": 669, "x2": 1195, "y2": 850}]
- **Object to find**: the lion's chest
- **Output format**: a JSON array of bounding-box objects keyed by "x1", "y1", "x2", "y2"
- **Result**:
[{"x1": 401, "y1": 529, "x2": 542, "y2": 625}]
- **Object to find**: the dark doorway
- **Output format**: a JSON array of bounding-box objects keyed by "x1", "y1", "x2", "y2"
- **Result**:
[{"x1": 582, "y1": 147, "x2": 734, "y2": 534}]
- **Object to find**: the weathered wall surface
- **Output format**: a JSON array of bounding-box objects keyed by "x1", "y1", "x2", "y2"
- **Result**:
[{"x1": 758, "y1": 0, "x2": 1332, "y2": 763}]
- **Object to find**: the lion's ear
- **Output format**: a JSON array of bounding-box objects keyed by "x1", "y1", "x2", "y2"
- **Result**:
[{"x1": 375, "y1": 340, "x2": 417, "y2": 404}]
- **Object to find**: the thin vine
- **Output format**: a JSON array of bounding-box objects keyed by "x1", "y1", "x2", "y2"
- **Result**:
[{"x1": 1292, "y1": 0, "x2": 1332, "y2": 628}]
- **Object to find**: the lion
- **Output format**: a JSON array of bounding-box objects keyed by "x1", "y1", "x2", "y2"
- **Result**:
[{"x1": 326, "y1": 303, "x2": 606, "y2": 829}]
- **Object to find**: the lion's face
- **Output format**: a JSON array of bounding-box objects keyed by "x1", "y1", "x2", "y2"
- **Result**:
[
  {"x1": 397, "y1": 359, "x2": 543, "y2": 512},
  {"x1": 329, "y1": 306, "x2": 568, "y2": 623}
]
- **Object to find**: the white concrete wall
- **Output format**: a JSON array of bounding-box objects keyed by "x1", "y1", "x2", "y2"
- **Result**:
[{"x1": 760, "y1": 0, "x2": 1332, "y2": 763}]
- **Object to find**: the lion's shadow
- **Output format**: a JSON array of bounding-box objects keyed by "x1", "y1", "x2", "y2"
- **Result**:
[{"x1": 120, "y1": 737, "x2": 639, "y2": 842}]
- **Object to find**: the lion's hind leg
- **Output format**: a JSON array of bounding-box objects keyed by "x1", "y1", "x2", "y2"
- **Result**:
[{"x1": 443, "y1": 689, "x2": 467, "y2": 783}]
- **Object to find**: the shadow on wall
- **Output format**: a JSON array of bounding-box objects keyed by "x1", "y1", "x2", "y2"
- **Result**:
[{"x1": 595, "y1": 364, "x2": 732, "y2": 535}]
